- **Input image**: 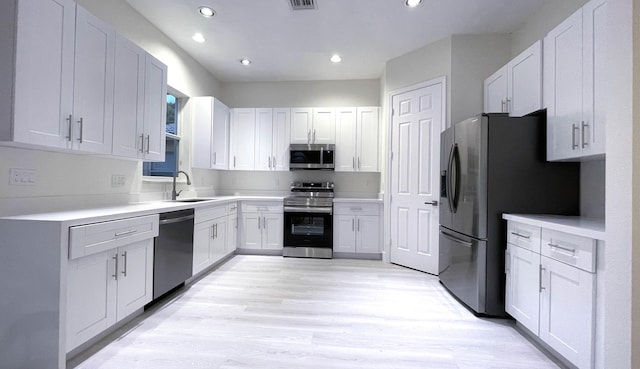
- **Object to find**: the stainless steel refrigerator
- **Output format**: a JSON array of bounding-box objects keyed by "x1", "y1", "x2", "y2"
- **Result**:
[{"x1": 438, "y1": 113, "x2": 580, "y2": 316}]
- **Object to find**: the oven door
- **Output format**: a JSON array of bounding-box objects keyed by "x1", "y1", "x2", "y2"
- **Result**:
[{"x1": 283, "y1": 208, "x2": 333, "y2": 249}]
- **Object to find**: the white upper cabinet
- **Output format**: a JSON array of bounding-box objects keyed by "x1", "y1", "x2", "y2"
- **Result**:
[
  {"x1": 142, "y1": 53, "x2": 167, "y2": 161},
  {"x1": 336, "y1": 107, "x2": 379, "y2": 172},
  {"x1": 545, "y1": 0, "x2": 606, "y2": 161},
  {"x1": 290, "y1": 107, "x2": 335, "y2": 144},
  {"x1": 8, "y1": 0, "x2": 76, "y2": 149},
  {"x1": 230, "y1": 108, "x2": 256, "y2": 170},
  {"x1": 192, "y1": 97, "x2": 229, "y2": 170},
  {"x1": 484, "y1": 41, "x2": 542, "y2": 117},
  {"x1": 72, "y1": 6, "x2": 115, "y2": 154},
  {"x1": 255, "y1": 108, "x2": 291, "y2": 171}
]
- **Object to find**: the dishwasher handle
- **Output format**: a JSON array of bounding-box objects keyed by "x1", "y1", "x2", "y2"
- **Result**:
[{"x1": 159, "y1": 214, "x2": 195, "y2": 225}]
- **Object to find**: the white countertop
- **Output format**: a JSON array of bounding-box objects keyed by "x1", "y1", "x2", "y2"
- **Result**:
[
  {"x1": 333, "y1": 197, "x2": 383, "y2": 203},
  {"x1": 503, "y1": 214, "x2": 606, "y2": 240},
  {"x1": 0, "y1": 196, "x2": 284, "y2": 226}
]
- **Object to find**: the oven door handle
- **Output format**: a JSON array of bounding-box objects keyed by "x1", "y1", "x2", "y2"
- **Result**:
[{"x1": 284, "y1": 206, "x2": 333, "y2": 214}]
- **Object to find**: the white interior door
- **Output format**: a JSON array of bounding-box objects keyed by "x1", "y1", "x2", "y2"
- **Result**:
[{"x1": 389, "y1": 80, "x2": 443, "y2": 274}]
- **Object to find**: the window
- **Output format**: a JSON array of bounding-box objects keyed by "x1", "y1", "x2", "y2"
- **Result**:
[{"x1": 143, "y1": 93, "x2": 181, "y2": 177}]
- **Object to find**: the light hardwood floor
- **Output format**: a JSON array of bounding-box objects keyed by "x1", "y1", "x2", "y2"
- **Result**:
[{"x1": 69, "y1": 255, "x2": 561, "y2": 369}]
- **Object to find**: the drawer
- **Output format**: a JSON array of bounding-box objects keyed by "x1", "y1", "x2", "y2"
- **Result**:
[
  {"x1": 195, "y1": 205, "x2": 227, "y2": 223},
  {"x1": 241, "y1": 201, "x2": 283, "y2": 213},
  {"x1": 69, "y1": 214, "x2": 159, "y2": 260},
  {"x1": 541, "y1": 228, "x2": 596, "y2": 273},
  {"x1": 334, "y1": 202, "x2": 380, "y2": 216},
  {"x1": 507, "y1": 221, "x2": 541, "y2": 253}
]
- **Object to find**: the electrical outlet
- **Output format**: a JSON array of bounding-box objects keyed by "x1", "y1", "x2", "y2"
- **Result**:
[
  {"x1": 9, "y1": 168, "x2": 36, "y2": 186},
  {"x1": 111, "y1": 175, "x2": 126, "y2": 188}
]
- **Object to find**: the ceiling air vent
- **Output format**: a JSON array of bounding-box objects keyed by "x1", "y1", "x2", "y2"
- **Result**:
[{"x1": 289, "y1": 0, "x2": 316, "y2": 10}]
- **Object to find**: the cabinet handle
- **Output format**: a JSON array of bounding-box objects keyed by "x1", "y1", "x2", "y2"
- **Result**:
[
  {"x1": 66, "y1": 114, "x2": 73, "y2": 141},
  {"x1": 121, "y1": 251, "x2": 128, "y2": 277},
  {"x1": 506, "y1": 98, "x2": 511, "y2": 113},
  {"x1": 145, "y1": 135, "x2": 151, "y2": 154},
  {"x1": 581, "y1": 121, "x2": 589, "y2": 149},
  {"x1": 268, "y1": 156, "x2": 272, "y2": 169},
  {"x1": 215, "y1": 223, "x2": 218, "y2": 239},
  {"x1": 307, "y1": 129, "x2": 311, "y2": 144},
  {"x1": 357, "y1": 218, "x2": 360, "y2": 232},
  {"x1": 263, "y1": 216, "x2": 266, "y2": 229},
  {"x1": 572, "y1": 123, "x2": 580, "y2": 150},
  {"x1": 313, "y1": 129, "x2": 316, "y2": 143},
  {"x1": 358, "y1": 157, "x2": 361, "y2": 170},
  {"x1": 272, "y1": 155, "x2": 276, "y2": 169},
  {"x1": 352, "y1": 157, "x2": 356, "y2": 169},
  {"x1": 501, "y1": 100, "x2": 506, "y2": 113},
  {"x1": 77, "y1": 117, "x2": 84, "y2": 143},
  {"x1": 352, "y1": 218, "x2": 355, "y2": 231},
  {"x1": 115, "y1": 229, "x2": 137, "y2": 237},
  {"x1": 234, "y1": 156, "x2": 236, "y2": 168},
  {"x1": 258, "y1": 216, "x2": 261, "y2": 229},
  {"x1": 510, "y1": 231, "x2": 530, "y2": 239},
  {"x1": 211, "y1": 224, "x2": 215, "y2": 239},
  {"x1": 112, "y1": 254, "x2": 118, "y2": 280},
  {"x1": 548, "y1": 242, "x2": 576, "y2": 255},
  {"x1": 539, "y1": 265, "x2": 546, "y2": 292},
  {"x1": 213, "y1": 152, "x2": 217, "y2": 165},
  {"x1": 140, "y1": 134, "x2": 145, "y2": 153}
]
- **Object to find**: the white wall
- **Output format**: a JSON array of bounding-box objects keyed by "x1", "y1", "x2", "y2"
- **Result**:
[{"x1": 220, "y1": 80, "x2": 380, "y2": 108}]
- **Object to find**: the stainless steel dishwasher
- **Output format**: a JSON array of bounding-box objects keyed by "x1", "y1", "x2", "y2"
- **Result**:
[{"x1": 153, "y1": 209, "x2": 194, "y2": 300}]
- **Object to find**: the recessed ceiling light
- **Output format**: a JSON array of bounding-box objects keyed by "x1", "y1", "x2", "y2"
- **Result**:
[
  {"x1": 240, "y1": 59, "x2": 252, "y2": 66},
  {"x1": 406, "y1": 0, "x2": 422, "y2": 8},
  {"x1": 198, "y1": 6, "x2": 215, "y2": 17},
  {"x1": 192, "y1": 33, "x2": 206, "y2": 43},
  {"x1": 330, "y1": 54, "x2": 342, "y2": 63}
]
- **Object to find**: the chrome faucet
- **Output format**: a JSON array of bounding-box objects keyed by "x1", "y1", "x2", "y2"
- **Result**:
[{"x1": 172, "y1": 170, "x2": 192, "y2": 200}]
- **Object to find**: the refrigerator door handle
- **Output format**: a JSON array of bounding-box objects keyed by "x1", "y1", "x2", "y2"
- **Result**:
[
  {"x1": 440, "y1": 230, "x2": 473, "y2": 247},
  {"x1": 449, "y1": 144, "x2": 461, "y2": 213},
  {"x1": 447, "y1": 145, "x2": 455, "y2": 212}
]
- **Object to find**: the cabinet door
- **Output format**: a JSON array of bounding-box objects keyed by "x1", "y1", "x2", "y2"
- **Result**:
[
  {"x1": 66, "y1": 250, "x2": 117, "y2": 352},
  {"x1": 255, "y1": 108, "x2": 274, "y2": 171},
  {"x1": 13, "y1": 0, "x2": 75, "y2": 149},
  {"x1": 211, "y1": 98, "x2": 229, "y2": 170},
  {"x1": 582, "y1": 0, "x2": 607, "y2": 157},
  {"x1": 508, "y1": 41, "x2": 542, "y2": 117},
  {"x1": 483, "y1": 66, "x2": 508, "y2": 113},
  {"x1": 211, "y1": 218, "x2": 228, "y2": 263},
  {"x1": 191, "y1": 97, "x2": 214, "y2": 169},
  {"x1": 356, "y1": 216, "x2": 380, "y2": 253},
  {"x1": 227, "y1": 214, "x2": 238, "y2": 253},
  {"x1": 334, "y1": 215, "x2": 356, "y2": 252},
  {"x1": 357, "y1": 107, "x2": 380, "y2": 172},
  {"x1": 312, "y1": 108, "x2": 336, "y2": 144},
  {"x1": 116, "y1": 239, "x2": 153, "y2": 321},
  {"x1": 335, "y1": 107, "x2": 357, "y2": 172},
  {"x1": 143, "y1": 53, "x2": 167, "y2": 161},
  {"x1": 272, "y1": 108, "x2": 291, "y2": 171},
  {"x1": 263, "y1": 213, "x2": 284, "y2": 250},
  {"x1": 290, "y1": 108, "x2": 312, "y2": 144},
  {"x1": 505, "y1": 244, "x2": 541, "y2": 335},
  {"x1": 545, "y1": 9, "x2": 584, "y2": 161},
  {"x1": 240, "y1": 213, "x2": 261, "y2": 249},
  {"x1": 540, "y1": 256, "x2": 595, "y2": 369},
  {"x1": 72, "y1": 6, "x2": 114, "y2": 154},
  {"x1": 230, "y1": 108, "x2": 256, "y2": 170},
  {"x1": 193, "y1": 220, "x2": 214, "y2": 274},
  {"x1": 112, "y1": 36, "x2": 145, "y2": 159}
]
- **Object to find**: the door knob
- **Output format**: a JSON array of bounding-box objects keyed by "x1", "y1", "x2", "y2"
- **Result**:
[{"x1": 425, "y1": 201, "x2": 439, "y2": 206}]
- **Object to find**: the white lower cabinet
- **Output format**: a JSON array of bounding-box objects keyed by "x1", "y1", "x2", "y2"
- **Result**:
[
  {"x1": 66, "y1": 216, "x2": 157, "y2": 352},
  {"x1": 333, "y1": 202, "x2": 381, "y2": 254},
  {"x1": 193, "y1": 204, "x2": 229, "y2": 275},
  {"x1": 239, "y1": 201, "x2": 283, "y2": 251},
  {"x1": 505, "y1": 220, "x2": 596, "y2": 369},
  {"x1": 227, "y1": 202, "x2": 238, "y2": 253}
]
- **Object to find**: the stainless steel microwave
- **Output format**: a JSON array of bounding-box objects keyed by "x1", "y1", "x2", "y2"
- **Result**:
[{"x1": 289, "y1": 144, "x2": 335, "y2": 170}]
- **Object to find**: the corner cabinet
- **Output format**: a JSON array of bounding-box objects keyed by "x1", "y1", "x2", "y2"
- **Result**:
[
  {"x1": 545, "y1": 0, "x2": 607, "y2": 161},
  {"x1": 484, "y1": 40, "x2": 542, "y2": 117},
  {"x1": 192, "y1": 97, "x2": 230, "y2": 170},
  {"x1": 335, "y1": 107, "x2": 380, "y2": 172},
  {"x1": 504, "y1": 217, "x2": 599, "y2": 369}
]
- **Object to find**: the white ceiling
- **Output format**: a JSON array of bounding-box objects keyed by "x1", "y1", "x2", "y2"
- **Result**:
[{"x1": 126, "y1": 0, "x2": 547, "y2": 82}]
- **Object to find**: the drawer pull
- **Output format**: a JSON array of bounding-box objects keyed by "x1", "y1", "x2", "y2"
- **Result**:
[
  {"x1": 510, "y1": 232, "x2": 530, "y2": 239},
  {"x1": 548, "y1": 242, "x2": 576, "y2": 255},
  {"x1": 114, "y1": 229, "x2": 137, "y2": 237}
]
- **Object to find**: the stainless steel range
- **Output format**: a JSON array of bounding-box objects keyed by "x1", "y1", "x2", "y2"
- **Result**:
[{"x1": 283, "y1": 182, "x2": 334, "y2": 259}]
